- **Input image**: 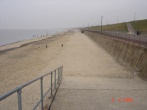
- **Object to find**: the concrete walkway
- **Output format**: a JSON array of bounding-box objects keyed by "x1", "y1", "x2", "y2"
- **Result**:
[
  {"x1": 51, "y1": 31, "x2": 147, "y2": 110},
  {"x1": 51, "y1": 77, "x2": 147, "y2": 110}
]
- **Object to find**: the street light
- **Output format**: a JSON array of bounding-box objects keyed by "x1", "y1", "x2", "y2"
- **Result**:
[
  {"x1": 117, "y1": 17, "x2": 118, "y2": 24},
  {"x1": 134, "y1": 12, "x2": 136, "y2": 21},
  {"x1": 101, "y1": 16, "x2": 103, "y2": 34}
]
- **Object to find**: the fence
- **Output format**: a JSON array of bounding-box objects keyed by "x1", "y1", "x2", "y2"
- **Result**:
[
  {"x1": 0, "y1": 66, "x2": 63, "y2": 110},
  {"x1": 85, "y1": 30, "x2": 147, "y2": 46}
]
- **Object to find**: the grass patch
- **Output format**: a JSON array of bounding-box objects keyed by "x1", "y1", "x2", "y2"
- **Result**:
[
  {"x1": 130, "y1": 19, "x2": 147, "y2": 31},
  {"x1": 89, "y1": 23, "x2": 128, "y2": 32}
]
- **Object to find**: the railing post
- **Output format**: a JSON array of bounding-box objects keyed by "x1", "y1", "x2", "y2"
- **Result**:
[
  {"x1": 61, "y1": 66, "x2": 63, "y2": 78},
  {"x1": 129, "y1": 34, "x2": 130, "y2": 43},
  {"x1": 58, "y1": 68, "x2": 59, "y2": 84},
  {"x1": 59, "y1": 67, "x2": 61, "y2": 83},
  {"x1": 54, "y1": 70, "x2": 56, "y2": 90},
  {"x1": 139, "y1": 35, "x2": 140, "y2": 45},
  {"x1": 17, "y1": 89, "x2": 22, "y2": 110},
  {"x1": 40, "y1": 78, "x2": 43, "y2": 110},
  {"x1": 51, "y1": 72, "x2": 53, "y2": 96}
]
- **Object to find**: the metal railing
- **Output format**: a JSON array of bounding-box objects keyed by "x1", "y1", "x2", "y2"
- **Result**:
[
  {"x1": 85, "y1": 30, "x2": 147, "y2": 46},
  {"x1": 0, "y1": 66, "x2": 63, "y2": 110}
]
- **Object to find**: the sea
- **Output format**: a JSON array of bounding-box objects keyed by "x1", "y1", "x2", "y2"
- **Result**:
[{"x1": 0, "y1": 29, "x2": 67, "y2": 46}]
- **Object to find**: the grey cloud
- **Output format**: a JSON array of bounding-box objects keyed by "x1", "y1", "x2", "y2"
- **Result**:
[{"x1": 0, "y1": 0, "x2": 147, "y2": 29}]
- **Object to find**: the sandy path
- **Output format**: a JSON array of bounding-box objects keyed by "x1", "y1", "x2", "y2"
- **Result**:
[
  {"x1": 126, "y1": 23, "x2": 136, "y2": 35},
  {"x1": 54, "y1": 31, "x2": 133, "y2": 78}
]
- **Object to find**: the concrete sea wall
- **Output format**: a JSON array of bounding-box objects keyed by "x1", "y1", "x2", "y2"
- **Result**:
[{"x1": 84, "y1": 31, "x2": 147, "y2": 80}]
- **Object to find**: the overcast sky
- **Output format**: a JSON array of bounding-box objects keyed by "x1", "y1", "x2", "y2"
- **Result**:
[{"x1": 0, "y1": 0, "x2": 147, "y2": 29}]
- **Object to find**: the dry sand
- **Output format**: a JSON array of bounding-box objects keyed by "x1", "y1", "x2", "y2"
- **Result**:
[
  {"x1": 0, "y1": 34, "x2": 67, "y2": 94},
  {"x1": 0, "y1": 30, "x2": 140, "y2": 109},
  {"x1": 0, "y1": 32, "x2": 70, "y2": 110}
]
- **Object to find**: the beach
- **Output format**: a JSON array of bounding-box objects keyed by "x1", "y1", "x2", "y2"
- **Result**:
[
  {"x1": 0, "y1": 33, "x2": 68, "y2": 94},
  {"x1": 0, "y1": 32, "x2": 69, "y2": 109},
  {"x1": 0, "y1": 30, "x2": 136, "y2": 109}
]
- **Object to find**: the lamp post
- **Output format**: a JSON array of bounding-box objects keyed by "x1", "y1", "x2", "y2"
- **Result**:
[
  {"x1": 117, "y1": 17, "x2": 118, "y2": 24},
  {"x1": 101, "y1": 16, "x2": 103, "y2": 34},
  {"x1": 134, "y1": 12, "x2": 136, "y2": 21}
]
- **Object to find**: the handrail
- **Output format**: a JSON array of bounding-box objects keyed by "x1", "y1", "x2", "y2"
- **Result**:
[
  {"x1": 84, "y1": 30, "x2": 147, "y2": 46},
  {"x1": 0, "y1": 66, "x2": 63, "y2": 110}
]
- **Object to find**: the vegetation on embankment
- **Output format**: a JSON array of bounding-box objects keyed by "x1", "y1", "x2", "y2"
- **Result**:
[
  {"x1": 84, "y1": 31, "x2": 147, "y2": 80},
  {"x1": 89, "y1": 23, "x2": 128, "y2": 32},
  {"x1": 87, "y1": 19, "x2": 147, "y2": 34},
  {"x1": 130, "y1": 19, "x2": 147, "y2": 32}
]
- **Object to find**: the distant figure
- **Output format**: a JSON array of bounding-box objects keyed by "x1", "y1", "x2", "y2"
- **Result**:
[
  {"x1": 137, "y1": 31, "x2": 140, "y2": 35},
  {"x1": 61, "y1": 44, "x2": 63, "y2": 47},
  {"x1": 81, "y1": 30, "x2": 84, "y2": 33},
  {"x1": 46, "y1": 45, "x2": 48, "y2": 48}
]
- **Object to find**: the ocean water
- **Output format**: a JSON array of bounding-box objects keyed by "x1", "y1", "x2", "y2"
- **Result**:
[{"x1": 0, "y1": 29, "x2": 66, "y2": 46}]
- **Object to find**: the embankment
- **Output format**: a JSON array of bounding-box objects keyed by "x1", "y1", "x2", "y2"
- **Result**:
[{"x1": 84, "y1": 31, "x2": 147, "y2": 80}]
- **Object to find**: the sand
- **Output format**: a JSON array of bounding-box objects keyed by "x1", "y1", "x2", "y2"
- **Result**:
[
  {"x1": 0, "y1": 34, "x2": 65, "y2": 93},
  {"x1": 0, "y1": 30, "x2": 137, "y2": 110},
  {"x1": 0, "y1": 31, "x2": 75, "y2": 109}
]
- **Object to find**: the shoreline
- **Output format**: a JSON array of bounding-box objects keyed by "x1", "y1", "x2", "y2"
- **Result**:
[
  {"x1": 0, "y1": 31, "x2": 69, "y2": 94},
  {"x1": 0, "y1": 29, "x2": 68, "y2": 52},
  {"x1": 0, "y1": 35, "x2": 51, "y2": 52},
  {"x1": 0, "y1": 31, "x2": 70, "y2": 109}
]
